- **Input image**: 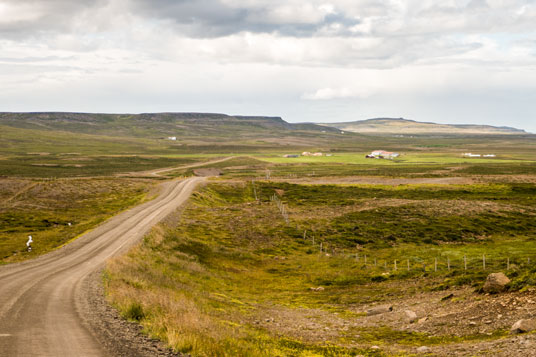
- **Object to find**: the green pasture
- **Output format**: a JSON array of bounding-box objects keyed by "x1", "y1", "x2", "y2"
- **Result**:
[{"x1": 259, "y1": 152, "x2": 533, "y2": 165}]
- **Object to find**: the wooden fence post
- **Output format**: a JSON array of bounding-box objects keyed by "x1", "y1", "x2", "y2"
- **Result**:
[
  {"x1": 407, "y1": 259, "x2": 410, "y2": 271},
  {"x1": 435, "y1": 258, "x2": 437, "y2": 272},
  {"x1": 447, "y1": 257, "x2": 450, "y2": 271},
  {"x1": 394, "y1": 260, "x2": 397, "y2": 271},
  {"x1": 483, "y1": 254, "x2": 486, "y2": 270},
  {"x1": 464, "y1": 255, "x2": 467, "y2": 271}
]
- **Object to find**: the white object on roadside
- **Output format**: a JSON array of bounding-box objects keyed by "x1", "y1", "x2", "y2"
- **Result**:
[{"x1": 26, "y1": 235, "x2": 33, "y2": 247}]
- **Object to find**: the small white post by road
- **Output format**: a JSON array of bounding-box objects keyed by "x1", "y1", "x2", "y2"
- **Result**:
[{"x1": 26, "y1": 235, "x2": 33, "y2": 251}]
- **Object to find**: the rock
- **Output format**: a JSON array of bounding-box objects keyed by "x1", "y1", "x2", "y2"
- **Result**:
[
  {"x1": 405, "y1": 310, "x2": 418, "y2": 323},
  {"x1": 483, "y1": 272, "x2": 510, "y2": 293},
  {"x1": 418, "y1": 317, "x2": 428, "y2": 324},
  {"x1": 441, "y1": 293, "x2": 454, "y2": 301},
  {"x1": 511, "y1": 319, "x2": 536, "y2": 334},
  {"x1": 366, "y1": 305, "x2": 393, "y2": 316},
  {"x1": 309, "y1": 287, "x2": 325, "y2": 292},
  {"x1": 370, "y1": 346, "x2": 380, "y2": 350},
  {"x1": 417, "y1": 346, "x2": 430, "y2": 353}
]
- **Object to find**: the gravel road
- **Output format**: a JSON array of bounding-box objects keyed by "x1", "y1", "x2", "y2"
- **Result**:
[{"x1": 0, "y1": 177, "x2": 204, "y2": 356}]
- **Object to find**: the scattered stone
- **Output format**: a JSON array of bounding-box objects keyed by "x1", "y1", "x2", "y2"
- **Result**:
[
  {"x1": 483, "y1": 272, "x2": 510, "y2": 293},
  {"x1": 417, "y1": 346, "x2": 430, "y2": 353},
  {"x1": 469, "y1": 321, "x2": 477, "y2": 326},
  {"x1": 418, "y1": 317, "x2": 428, "y2": 324},
  {"x1": 405, "y1": 310, "x2": 418, "y2": 323},
  {"x1": 309, "y1": 287, "x2": 325, "y2": 292},
  {"x1": 511, "y1": 319, "x2": 536, "y2": 334},
  {"x1": 366, "y1": 305, "x2": 393, "y2": 316},
  {"x1": 370, "y1": 346, "x2": 380, "y2": 350},
  {"x1": 441, "y1": 293, "x2": 454, "y2": 301}
]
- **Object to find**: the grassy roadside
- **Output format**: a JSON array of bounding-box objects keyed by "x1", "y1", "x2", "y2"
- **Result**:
[
  {"x1": 104, "y1": 179, "x2": 536, "y2": 356},
  {"x1": 0, "y1": 177, "x2": 156, "y2": 263}
]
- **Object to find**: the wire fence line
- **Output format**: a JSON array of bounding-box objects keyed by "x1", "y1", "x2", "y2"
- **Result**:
[{"x1": 264, "y1": 188, "x2": 536, "y2": 273}]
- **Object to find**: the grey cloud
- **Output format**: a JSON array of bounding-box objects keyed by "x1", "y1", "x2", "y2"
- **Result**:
[
  {"x1": 130, "y1": 0, "x2": 360, "y2": 38},
  {"x1": 0, "y1": 0, "x2": 106, "y2": 39}
]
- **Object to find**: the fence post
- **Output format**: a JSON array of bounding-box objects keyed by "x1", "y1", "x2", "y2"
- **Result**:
[
  {"x1": 464, "y1": 255, "x2": 467, "y2": 271},
  {"x1": 394, "y1": 260, "x2": 397, "y2": 271},
  {"x1": 447, "y1": 257, "x2": 450, "y2": 271},
  {"x1": 435, "y1": 258, "x2": 437, "y2": 272},
  {"x1": 483, "y1": 254, "x2": 486, "y2": 270},
  {"x1": 407, "y1": 259, "x2": 410, "y2": 271},
  {"x1": 320, "y1": 242, "x2": 322, "y2": 253},
  {"x1": 364, "y1": 255, "x2": 367, "y2": 267},
  {"x1": 374, "y1": 258, "x2": 377, "y2": 267},
  {"x1": 507, "y1": 257, "x2": 510, "y2": 270}
]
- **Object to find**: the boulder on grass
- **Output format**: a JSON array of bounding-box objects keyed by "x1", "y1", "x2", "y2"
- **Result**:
[
  {"x1": 483, "y1": 272, "x2": 510, "y2": 293},
  {"x1": 405, "y1": 310, "x2": 418, "y2": 323},
  {"x1": 511, "y1": 319, "x2": 536, "y2": 334}
]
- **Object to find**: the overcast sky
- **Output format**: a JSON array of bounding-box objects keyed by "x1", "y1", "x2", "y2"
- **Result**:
[{"x1": 1, "y1": 0, "x2": 535, "y2": 132}]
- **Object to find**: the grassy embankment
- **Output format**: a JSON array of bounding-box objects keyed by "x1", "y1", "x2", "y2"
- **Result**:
[
  {"x1": 105, "y1": 178, "x2": 536, "y2": 356},
  {"x1": 0, "y1": 178, "x2": 154, "y2": 263}
]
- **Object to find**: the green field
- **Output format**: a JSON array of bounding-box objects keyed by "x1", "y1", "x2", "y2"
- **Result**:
[
  {"x1": 2, "y1": 112, "x2": 536, "y2": 355},
  {"x1": 105, "y1": 179, "x2": 536, "y2": 356}
]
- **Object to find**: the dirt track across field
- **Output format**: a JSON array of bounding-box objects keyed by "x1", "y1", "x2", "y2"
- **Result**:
[{"x1": 0, "y1": 177, "x2": 204, "y2": 356}]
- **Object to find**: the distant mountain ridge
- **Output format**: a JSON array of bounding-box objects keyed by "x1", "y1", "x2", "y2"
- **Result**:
[
  {"x1": 322, "y1": 118, "x2": 527, "y2": 135},
  {"x1": 0, "y1": 112, "x2": 338, "y2": 138}
]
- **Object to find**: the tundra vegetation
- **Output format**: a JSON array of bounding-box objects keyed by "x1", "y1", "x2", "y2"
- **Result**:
[
  {"x1": 2, "y1": 113, "x2": 536, "y2": 355},
  {"x1": 106, "y1": 170, "x2": 536, "y2": 356}
]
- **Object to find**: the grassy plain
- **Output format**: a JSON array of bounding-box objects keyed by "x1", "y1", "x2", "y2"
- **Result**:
[
  {"x1": 105, "y1": 175, "x2": 536, "y2": 356},
  {"x1": 0, "y1": 177, "x2": 154, "y2": 263},
  {"x1": 2, "y1": 113, "x2": 536, "y2": 355}
]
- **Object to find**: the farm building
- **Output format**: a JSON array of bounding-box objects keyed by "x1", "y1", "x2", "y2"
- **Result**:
[
  {"x1": 368, "y1": 150, "x2": 399, "y2": 159},
  {"x1": 167, "y1": 136, "x2": 177, "y2": 141}
]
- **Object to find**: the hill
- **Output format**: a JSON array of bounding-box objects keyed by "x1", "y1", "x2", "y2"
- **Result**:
[
  {"x1": 0, "y1": 112, "x2": 337, "y2": 139},
  {"x1": 322, "y1": 118, "x2": 528, "y2": 135}
]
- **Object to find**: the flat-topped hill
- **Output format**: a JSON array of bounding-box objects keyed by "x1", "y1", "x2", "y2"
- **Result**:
[{"x1": 322, "y1": 118, "x2": 527, "y2": 135}]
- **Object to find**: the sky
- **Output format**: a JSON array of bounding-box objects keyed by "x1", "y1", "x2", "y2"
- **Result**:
[{"x1": 0, "y1": 0, "x2": 535, "y2": 132}]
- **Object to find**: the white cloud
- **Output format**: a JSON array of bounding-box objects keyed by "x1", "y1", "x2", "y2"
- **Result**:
[
  {"x1": 0, "y1": 0, "x2": 535, "y2": 132},
  {"x1": 302, "y1": 87, "x2": 374, "y2": 100}
]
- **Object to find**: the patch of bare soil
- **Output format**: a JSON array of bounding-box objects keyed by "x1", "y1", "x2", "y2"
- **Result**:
[
  {"x1": 475, "y1": 174, "x2": 536, "y2": 184},
  {"x1": 193, "y1": 168, "x2": 222, "y2": 176},
  {"x1": 274, "y1": 176, "x2": 476, "y2": 185},
  {"x1": 238, "y1": 283, "x2": 536, "y2": 356},
  {"x1": 289, "y1": 198, "x2": 527, "y2": 222}
]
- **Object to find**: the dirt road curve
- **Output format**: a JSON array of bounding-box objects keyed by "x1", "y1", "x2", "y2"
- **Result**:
[{"x1": 0, "y1": 177, "x2": 204, "y2": 356}]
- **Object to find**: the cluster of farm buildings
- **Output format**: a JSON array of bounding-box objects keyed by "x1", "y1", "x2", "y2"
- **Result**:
[
  {"x1": 365, "y1": 150, "x2": 400, "y2": 159},
  {"x1": 283, "y1": 152, "x2": 333, "y2": 158},
  {"x1": 462, "y1": 153, "x2": 496, "y2": 158}
]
